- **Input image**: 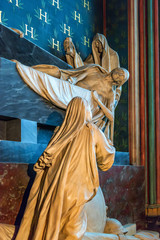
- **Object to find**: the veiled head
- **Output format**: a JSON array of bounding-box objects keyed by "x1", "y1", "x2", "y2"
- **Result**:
[
  {"x1": 38, "y1": 97, "x2": 92, "y2": 162},
  {"x1": 66, "y1": 97, "x2": 92, "y2": 125},
  {"x1": 63, "y1": 37, "x2": 75, "y2": 57},
  {"x1": 92, "y1": 33, "x2": 109, "y2": 53}
]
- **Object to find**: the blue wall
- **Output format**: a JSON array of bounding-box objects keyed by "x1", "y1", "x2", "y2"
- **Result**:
[
  {"x1": 0, "y1": 0, "x2": 129, "y2": 152},
  {"x1": 106, "y1": 0, "x2": 128, "y2": 152},
  {"x1": 0, "y1": 0, "x2": 103, "y2": 60}
]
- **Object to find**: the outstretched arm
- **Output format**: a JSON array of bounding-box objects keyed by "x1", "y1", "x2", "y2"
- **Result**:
[{"x1": 93, "y1": 125, "x2": 115, "y2": 171}]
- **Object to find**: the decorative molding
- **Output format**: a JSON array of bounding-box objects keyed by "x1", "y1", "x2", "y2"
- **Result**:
[
  {"x1": 128, "y1": 0, "x2": 140, "y2": 165},
  {"x1": 154, "y1": 0, "x2": 160, "y2": 205},
  {"x1": 145, "y1": 205, "x2": 160, "y2": 216}
]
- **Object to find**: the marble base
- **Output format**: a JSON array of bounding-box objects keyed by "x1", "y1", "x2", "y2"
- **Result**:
[
  {"x1": 99, "y1": 166, "x2": 145, "y2": 229},
  {"x1": 0, "y1": 141, "x2": 47, "y2": 164},
  {"x1": 0, "y1": 139, "x2": 129, "y2": 165},
  {"x1": 0, "y1": 164, "x2": 34, "y2": 225},
  {"x1": 0, "y1": 57, "x2": 65, "y2": 126},
  {"x1": 114, "y1": 152, "x2": 129, "y2": 165},
  {"x1": 0, "y1": 163, "x2": 145, "y2": 229}
]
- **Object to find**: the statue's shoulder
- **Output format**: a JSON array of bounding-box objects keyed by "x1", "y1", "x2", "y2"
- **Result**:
[{"x1": 109, "y1": 47, "x2": 119, "y2": 57}]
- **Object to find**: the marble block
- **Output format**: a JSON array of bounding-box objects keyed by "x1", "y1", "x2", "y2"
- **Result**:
[
  {"x1": 0, "y1": 118, "x2": 37, "y2": 143},
  {"x1": 0, "y1": 57, "x2": 65, "y2": 126},
  {"x1": 0, "y1": 138, "x2": 130, "y2": 165},
  {"x1": 0, "y1": 164, "x2": 33, "y2": 225},
  {"x1": 99, "y1": 166, "x2": 145, "y2": 229},
  {"x1": 21, "y1": 119, "x2": 37, "y2": 143},
  {"x1": 114, "y1": 152, "x2": 129, "y2": 165},
  {"x1": 0, "y1": 24, "x2": 72, "y2": 69},
  {"x1": 5, "y1": 119, "x2": 21, "y2": 142},
  {"x1": 37, "y1": 123, "x2": 55, "y2": 144},
  {"x1": 0, "y1": 164, "x2": 145, "y2": 229},
  {"x1": 0, "y1": 120, "x2": 6, "y2": 140},
  {"x1": 0, "y1": 141, "x2": 47, "y2": 163}
]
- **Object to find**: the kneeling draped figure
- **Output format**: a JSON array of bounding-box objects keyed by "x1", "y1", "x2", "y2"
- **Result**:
[{"x1": 15, "y1": 97, "x2": 115, "y2": 240}]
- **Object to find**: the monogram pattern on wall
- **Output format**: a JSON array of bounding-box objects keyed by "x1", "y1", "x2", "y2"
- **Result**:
[
  {"x1": 0, "y1": 0, "x2": 129, "y2": 152},
  {"x1": 0, "y1": 0, "x2": 103, "y2": 60}
]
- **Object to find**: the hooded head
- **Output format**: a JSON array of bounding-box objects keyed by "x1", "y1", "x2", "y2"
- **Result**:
[
  {"x1": 47, "y1": 96, "x2": 92, "y2": 151},
  {"x1": 63, "y1": 38, "x2": 84, "y2": 68},
  {"x1": 62, "y1": 97, "x2": 92, "y2": 128},
  {"x1": 92, "y1": 33, "x2": 109, "y2": 54},
  {"x1": 63, "y1": 37, "x2": 75, "y2": 57},
  {"x1": 91, "y1": 33, "x2": 119, "y2": 72},
  {"x1": 34, "y1": 97, "x2": 92, "y2": 170}
]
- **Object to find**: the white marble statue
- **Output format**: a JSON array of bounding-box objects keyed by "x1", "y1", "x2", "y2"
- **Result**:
[
  {"x1": 64, "y1": 37, "x2": 84, "y2": 69},
  {"x1": 63, "y1": 33, "x2": 122, "y2": 140},
  {"x1": 85, "y1": 33, "x2": 120, "y2": 72},
  {"x1": 63, "y1": 33, "x2": 121, "y2": 108},
  {"x1": 14, "y1": 97, "x2": 115, "y2": 239},
  {"x1": 15, "y1": 61, "x2": 129, "y2": 142}
]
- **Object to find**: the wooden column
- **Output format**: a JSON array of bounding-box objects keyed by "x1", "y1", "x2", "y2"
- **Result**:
[
  {"x1": 139, "y1": 0, "x2": 147, "y2": 167},
  {"x1": 139, "y1": 0, "x2": 149, "y2": 203},
  {"x1": 128, "y1": 0, "x2": 140, "y2": 165},
  {"x1": 103, "y1": 0, "x2": 106, "y2": 37},
  {"x1": 128, "y1": 0, "x2": 159, "y2": 211},
  {"x1": 147, "y1": 0, "x2": 156, "y2": 204},
  {"x1": 154, "y1": 0, "x2": 160, "y2": 204}
]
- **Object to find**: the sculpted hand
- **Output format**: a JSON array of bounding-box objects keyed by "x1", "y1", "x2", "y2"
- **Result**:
[
  {"x1": 11, "y1": 59, "x2": 18, "y2": 63},
  {"x1": 91, "y1": 90, "x2": 99, "y2": 102},
  {"x1": 67, "y1": 77, "x2": 77, "y2": 85},
  {"x1": 92, "y1": 91, "x2": 114, "y2": 122},
  {"x1": 114, "y1": 100, "x2": 118, "y2": 109},
  {"x1": 109, "y1": 113, "x2": 114, "y2": 123},
  {"x1": 11, "y1": 28, "x2": 24, "y2": 38}
]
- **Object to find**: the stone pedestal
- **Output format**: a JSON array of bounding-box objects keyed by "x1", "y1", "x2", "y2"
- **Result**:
[{"x1": 0, "y1": 163, "x2": 145, "y2": 229}]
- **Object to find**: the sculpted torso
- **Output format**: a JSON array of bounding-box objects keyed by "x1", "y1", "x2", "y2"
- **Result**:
[
  {"x1": 76, "y1": 74, "x2": 116, "y2": 113},
  {"x1": 17, "y1": 61, "x2": 129, "y2": 141}
]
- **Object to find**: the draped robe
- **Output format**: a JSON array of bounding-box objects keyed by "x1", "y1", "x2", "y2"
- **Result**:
[
  {"x1": 16, "y1": 62, "x2": 113, "y2": 131},
  {"x1": 15, "y1": 123, "x2": 115, "y2": 240},
  {"x1": 84, "y1": 33, "x2": 121, "y2": 104}
]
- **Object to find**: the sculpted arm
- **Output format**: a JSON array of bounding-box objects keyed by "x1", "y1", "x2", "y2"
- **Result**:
[
  {"x1": 111, "y1": 53, "x2": 122, "y2": 107},
  {"x1": 92, "y1": 91, "x2": 114, "y2": 122},
  {"x1": 94, "y1": 125, "x2": 115, "y2": 171},
  {"x1": 34, "y1": 126, "x2": 60, "y2": 171},
  {"x1": 115, "y1": 86, "x2": 122, "y2": 108},
  {"x1": 10, "y1": 28, "x2": 24, "y2": 38}
]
